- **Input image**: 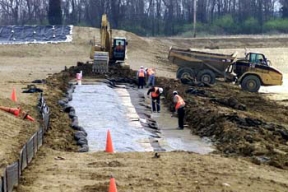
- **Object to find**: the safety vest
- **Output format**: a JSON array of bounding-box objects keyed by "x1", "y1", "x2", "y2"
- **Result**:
[
  {"x1": 151, "y1": 87, "x2": 159, "y2": 98},
  {"x1": 175, "y1": 95, "x2": 185, "y2": 110},
  {"x1": 138, "y1": 69, "x2": 145, "y2": 77},
  {"x1": 147, "y1": 68, "x2": 155, "y2": 76}
]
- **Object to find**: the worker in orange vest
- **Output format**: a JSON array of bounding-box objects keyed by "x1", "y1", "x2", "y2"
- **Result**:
[
  {"x1": 145, "y1": 68, "x2": 155, "y2": 87},
  {"x1": 147, "y1": 86, "x2": 163, "y2": 113},
  {"x1": 173, "y1": 91, "x2": 186, "y2": 129},
  {"x1": 137, "y1": 66, "x2": 146, "y2": 89}
]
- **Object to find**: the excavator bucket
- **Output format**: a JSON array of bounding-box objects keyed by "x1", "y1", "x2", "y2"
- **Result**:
[{"x1": 92, "y1": 51, "x2": 109, "y2": 74}]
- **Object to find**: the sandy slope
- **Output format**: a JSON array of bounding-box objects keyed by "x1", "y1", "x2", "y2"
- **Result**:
[
  {"x1": 0, "y1": 26, "x2": 288, "y2": 191},
  {"x1": 16, "y1": 147, "x2": 288, "y2": 192}
]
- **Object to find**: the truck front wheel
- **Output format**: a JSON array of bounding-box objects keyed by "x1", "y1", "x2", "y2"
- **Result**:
[{"x1": 241, "y1": 75, "x2": 261, "y2": 92}]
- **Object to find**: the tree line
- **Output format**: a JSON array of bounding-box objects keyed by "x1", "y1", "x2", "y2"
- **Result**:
[{"x1": 0, "y1": 0, "x2": 288, "y2": 36}]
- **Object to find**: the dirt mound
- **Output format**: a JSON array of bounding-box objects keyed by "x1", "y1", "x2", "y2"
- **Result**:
[{"x1": 155, "y1": 76, "x2": 288, "y2": 169}]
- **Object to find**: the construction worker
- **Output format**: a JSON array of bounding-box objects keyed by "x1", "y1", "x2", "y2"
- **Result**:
[
  {"x1": 116, "y1": 42, "x2": 124, "y2": 51},
  {"x1": 147, "y1": 86, "x2": 163, "y2": 113},
  {"x1": 173, "y1": 91, "x2": 186, "y2": 129},
  {"x1": 137, "y1": 66, "x2": 146, "y2": 89},
  {"x1": 145, "y1": 68, "x2": 155, "y2": 87}
]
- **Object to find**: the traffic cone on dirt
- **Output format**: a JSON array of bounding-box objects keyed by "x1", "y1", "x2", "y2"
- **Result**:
[
  {"x1": 105, "y1": 130, "x2": 114, "y2": 153},
  {"x1": 0, "y1": 106, "x2": 21, "y2": 116},
  {"x1": 108, "y1": 176, "x2": 118, "y2": 192},
  {"x1": 22, "y1": 112, "x2": 35, "y2": 122},
  {"x1": 11, "y1": 88, "x2": 17, "y2": 102}
]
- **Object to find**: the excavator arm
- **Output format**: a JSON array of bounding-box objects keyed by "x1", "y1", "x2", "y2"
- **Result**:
[
  {"x1": 90, "y1": 14, "x2": 111, "y2": 73},
  {"x1": 100, "y1": 14, "x2": 112, "y2": 57},
  {"x1": 90, "y1": 14, "x2": 112, "y2": 58}
]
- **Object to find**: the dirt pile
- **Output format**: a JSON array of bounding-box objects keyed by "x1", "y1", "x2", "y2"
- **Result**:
[
  {"x1": 156, "y1": 76, "x2": 288, "y2": 169},
  {"x1": 0, "y1": 97, "x2": 39, "y2": 175}
]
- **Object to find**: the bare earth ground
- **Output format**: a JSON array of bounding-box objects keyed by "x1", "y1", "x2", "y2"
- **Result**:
[{"x1": 0, "y1": 27, "x2": 288, "y2": 191}]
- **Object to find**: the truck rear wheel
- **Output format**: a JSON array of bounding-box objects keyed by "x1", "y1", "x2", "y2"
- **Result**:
[
  {"x1": 176, "y1": 68, "x2": 195, "y2": 79},
  {"x1": 196, "y1": 69, "x2": 216, "y2": 84},
  {"x1": 241, "y1": 75, "x2": 261, "y2": 92}
]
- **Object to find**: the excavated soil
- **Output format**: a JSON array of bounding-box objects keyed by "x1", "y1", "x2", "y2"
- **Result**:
[{"x1": 0, "y1": 26, "x2": 288, "y2": 191}]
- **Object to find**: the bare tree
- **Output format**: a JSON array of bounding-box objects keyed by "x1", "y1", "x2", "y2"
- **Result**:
[
  {"x1": 0, "y1": 0, "x2": 283, "y2": 35},
  {"x1": 279, "y1": 0, "x2": 288, "y2": 17}
]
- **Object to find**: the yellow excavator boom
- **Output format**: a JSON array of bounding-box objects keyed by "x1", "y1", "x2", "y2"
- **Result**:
[
  {"x1": 90, "y1": 14, "x2": 111, "y2": 73},
  {"x1": 100, "y1": 14, "x2": 112, "y2": 58}
]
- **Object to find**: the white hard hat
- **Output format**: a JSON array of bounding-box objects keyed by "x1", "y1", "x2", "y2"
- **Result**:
[
  {"x1": 159, "y1": 88, "x2": 163, "y2": 94},
  {"x1": 173, "y1": 91, "x2": 178, "y2": 95},
  {"x1": 140, "y1": 66, "x2": 144, "y2": 69}
]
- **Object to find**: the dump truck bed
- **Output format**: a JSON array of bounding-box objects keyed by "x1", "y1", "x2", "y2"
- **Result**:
[{"x1": 168, "y1": 47, "x2": 238, "y2": 75}]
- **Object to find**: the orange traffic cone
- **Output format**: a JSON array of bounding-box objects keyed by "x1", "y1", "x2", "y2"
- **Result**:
[
  {"x1": 105, "y1": 130, "x2": 114, "y2": 153},
  {"x1": 23, "y1": 112, "x2": 35, "y2": 122},
  {"x1": 108, "y1": 176, "x2": 118, "y2": 192},
  {"x1": 11, "y1": 88, "x2": 17, "y2": 102},
  {"x1": 0, "y1": 106, "x2": 21, "y2": 116}
]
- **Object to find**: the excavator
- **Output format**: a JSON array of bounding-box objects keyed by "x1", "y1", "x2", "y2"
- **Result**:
[{"x1": 90, "y1": 14, "x2": 128, "y2": 73}]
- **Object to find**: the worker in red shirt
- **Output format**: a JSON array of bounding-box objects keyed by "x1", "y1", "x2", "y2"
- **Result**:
[
  {"x1": 116, "y1": 42, "x2": 124, "y2": 51},
  {"x1": 147, "y1": 86, "x2": 163, "y2": 113},
  {"x1": 145, "y1": 68, "x2": 155, "y2": 87}
]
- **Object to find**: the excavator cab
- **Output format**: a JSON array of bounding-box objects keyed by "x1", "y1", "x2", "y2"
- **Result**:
[{"x1": 112, "y1": 38, "x2": 127, "y2": 61}]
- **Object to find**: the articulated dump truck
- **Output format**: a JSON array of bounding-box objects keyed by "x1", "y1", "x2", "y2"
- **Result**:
[{"x1": 168, "y1": 47, "x2": 283, "y2": 92}]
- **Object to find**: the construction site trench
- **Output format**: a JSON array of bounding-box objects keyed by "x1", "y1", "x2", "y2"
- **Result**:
[
  {"x1": 49, "y1": 63, "x2": 288, "y2": 169},
  {"x1": 67, "y1": 78, "x2": 214, "y2": 153},
  {"x1": 1, "y1": 27, "x2": 288, "y2": 191},
  {"x1": 14, "y1": 63, "x2": 288, "y2": 192}
]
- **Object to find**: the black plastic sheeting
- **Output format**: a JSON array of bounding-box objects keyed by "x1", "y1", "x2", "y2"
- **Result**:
[
  {"x1": 5, "y1": 162, "x2": 19, "y2": 192},
  {"x1": 20, "y1": 146, "x2": 27, "y2": 171},
  {"x1": 2, "y1": 171, "x2": 7, "y2": 192},
  {"x1": 27, "y1": 137, "x2": 34, "y2": 164},
  {"x1": 0, "y1": 176, "x2": 2, "y2": 192},
  {"x1": 0, "y1": 25, "x2": 72, "y2": 44}
]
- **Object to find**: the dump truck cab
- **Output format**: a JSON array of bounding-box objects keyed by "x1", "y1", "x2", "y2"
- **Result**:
[
  {"x1": 245, "y1": 52, "x2": 274, "y2": 67},
  {"x1": 229, "y1": 52, "x2": 283, "y2": 92}
]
